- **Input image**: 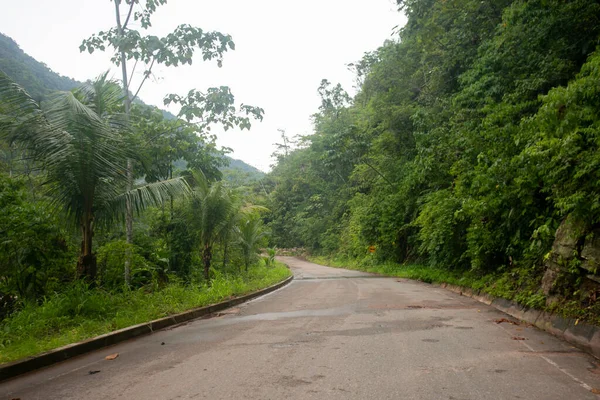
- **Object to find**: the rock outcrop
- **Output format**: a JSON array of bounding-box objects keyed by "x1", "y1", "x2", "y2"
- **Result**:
[{"x1": 541, "y1": 215, "x2": 600, "y2": 305}]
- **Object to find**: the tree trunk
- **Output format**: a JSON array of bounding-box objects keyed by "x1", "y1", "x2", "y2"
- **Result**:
[
  {"x1": 115, "y1": 0, "x2": 133, "y2": 286},
  {"x1": 124, "y1": 157, "x2": 133, "y2": 285},
  {"x1": 203, "y1": 244, "x2": 212, "y2": 281},
  {"x1": 169, "y1": 163, "x2": 174, "y2": 220},
  {"x1": 223, "y1": 240, "x2": 229, "y2": 269},
  {"x1": 77, "y1": 216, "x2": 96, "y2": 281}
]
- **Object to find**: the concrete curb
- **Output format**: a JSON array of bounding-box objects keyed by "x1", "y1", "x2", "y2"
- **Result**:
[
  {"x1": 437, "y1": 282, "x2": 600, "y2": 359},
  {"x1": 0, "y1": 274, "x2": 293, "y2": 382}
]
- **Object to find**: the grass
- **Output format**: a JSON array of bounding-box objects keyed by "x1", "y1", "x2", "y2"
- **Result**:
[
  {"x1": 307, "y1": 255, "x2": 600, "y2": 325},
  {"x1": 0, "y1": 262, "x2": 291, "y2": 364}
]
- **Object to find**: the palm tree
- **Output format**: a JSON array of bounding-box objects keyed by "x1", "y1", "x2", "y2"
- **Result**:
[
  {"x1": 187, "y1": 171, "x2": 234, "y2": 281},
  {"x1": 218, "y1": 193, "x2": 269, "y2": 271},
  {"x1": 0, "y1": 72, "x2": 190, "y2": 281},
  {"x1": 236, "y1": 216, "x2": 268, "y2": 272},
  {"x1": 219, "y1": 192, "x2": 242, "y2": 271}
]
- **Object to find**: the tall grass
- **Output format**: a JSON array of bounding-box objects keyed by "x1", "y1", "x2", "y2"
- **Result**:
[{"x1": 0, "y1": 262, "x2": 290, "y2": 364}]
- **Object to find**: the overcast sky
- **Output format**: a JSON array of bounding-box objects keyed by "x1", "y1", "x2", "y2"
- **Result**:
[{"x1": 1, "y1": 0, "x2": 404, "y2": 171}]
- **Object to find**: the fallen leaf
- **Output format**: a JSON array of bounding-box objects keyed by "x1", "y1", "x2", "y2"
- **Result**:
[
  {"x1": 495, "y1": 318, "x2": 519, "y2": 325},
  {"x1": 512, "y1": 336, "x2": 526, "y2": 340},
  {"x1": 590, "y1": 388, "x2": 600, "y2": 394},
  {"x1": 88, "y1": 370, "x2": 101, "y2": 375},
  {"x1": 575, "y1": 319, "x2": 580, "y2": 326},
  {"x1": 105, "y1": 353, "x2": 119, "y2": 360}
]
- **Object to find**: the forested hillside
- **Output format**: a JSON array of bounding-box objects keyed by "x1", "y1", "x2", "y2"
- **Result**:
[
  {"x1": 0, "y1": 33, "x2": 78, "y2": 100},
  {"x1": 221, "y1": 156, "x2": 265, "y2": 187},
  {"x1": 267, "y1": 0, "x2": 600, "y2": 320}
]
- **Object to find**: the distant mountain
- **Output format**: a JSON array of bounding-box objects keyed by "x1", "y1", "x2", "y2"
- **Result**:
[
  {"x1": 0, "y1": 32, "x2": 177, "y2": 119},
  {"x1": 221, "y1": 156, "x2": 265, "y2": 186},
  {"x1": 175, "y1": 155, "x2": 265, "y2": 186},
  {"x1": 0, "y1": 33, "x2": 260, "y2": 181},
  {"x1": 224, "y1": 157, "x2": 265, "y2": 176},
  {"x1": 0, "y1": 33, "x2": 79, "y2": 100}
]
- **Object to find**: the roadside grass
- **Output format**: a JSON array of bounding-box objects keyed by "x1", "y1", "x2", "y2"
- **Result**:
[
  {"x1": 308, "y1": 255, "x2": 479, "y2": 286},
  {"x1": 307, "y1": 255, "x2": 600, "y2": 325},
  {"x1": 0, "y1": 262, "x2": 290, "y2": 365}
]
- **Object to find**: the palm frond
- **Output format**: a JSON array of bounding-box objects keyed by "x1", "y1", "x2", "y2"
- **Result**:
[
  {"x1": 0, "y1": 70, "x2": 42, "y2": 122},
  {"x1": 1, "y1": 73, "x2": 136, "y2": 225},
  {"x1": 240, "y1": 204, "x2": 270, "y2": 214},
  {"x1": 0, "y1": 71, "x2": 67, "y2": 165},
  {"x1": 99, "y1": 177, "x2": 192, "y2": 225}
]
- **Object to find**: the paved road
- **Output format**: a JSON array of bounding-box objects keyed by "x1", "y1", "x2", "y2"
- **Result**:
[{"x1": 3, "y1": 257, "x2": 600, "y2": 399}]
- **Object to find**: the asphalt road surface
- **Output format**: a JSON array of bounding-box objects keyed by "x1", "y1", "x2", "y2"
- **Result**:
[{"x1": 3, "y1": 257, "x2": 600, "y2": 399}]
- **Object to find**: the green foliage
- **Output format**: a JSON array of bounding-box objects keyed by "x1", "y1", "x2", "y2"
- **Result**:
[
  {"x1": 0, "y1": 175, "x2": 74, "y2": 299},
  {"x1": 264, "y1": 247, "x2": 277, "y2": 267},
  {"x1": 0, "y1": 73, "x2": 190, "y2": 280},
  {"x1": 80, "y1": 19, "x2": 234, "y2": 68},
  {"x1": 268, "y1": 0, "x2": 600, "y2": 321},
  {"x1": 164, "y1": 87, "x2": 264, "y2": 131},
  {"x1": 130, "y1": 104, "x2": 227, "y2": 183},
  {"x1": 96, "y1": 240, "x2": 153, "y2": 289},
  {"x1": 519, "y1": 49, "x2": 600, "y2": 222}
]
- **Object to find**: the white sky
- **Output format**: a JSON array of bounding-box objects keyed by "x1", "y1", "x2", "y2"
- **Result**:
[{"x1": 0, "y1": 0, "x2": 404, "y2": 171}]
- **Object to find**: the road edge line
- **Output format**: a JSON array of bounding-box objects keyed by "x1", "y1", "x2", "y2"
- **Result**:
[{"x1": 435, "y1": 282, "x2": 600, "y2": 360}]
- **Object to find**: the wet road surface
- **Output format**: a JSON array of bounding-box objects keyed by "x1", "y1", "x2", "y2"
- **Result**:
[{"x1": 3, "y1": 256, "x2": 600, "y2": 399}]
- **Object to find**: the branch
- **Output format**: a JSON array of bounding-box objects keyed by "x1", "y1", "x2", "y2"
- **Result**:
[
  {"x1": 114, "y1": 0, "x2": 123, "y2": 31},
  {"x1": 363, "y1": 159, "x2": 396, "y2": 188},
  {"x1": 131, "y1": 57, "x2": 156, "y2": 103},
  {"x1": 127, "y1": 59, "x2": 138, "y2": 91},
  {"x1": 122, "y1": 0, "x2": 136, "y2": 30}
]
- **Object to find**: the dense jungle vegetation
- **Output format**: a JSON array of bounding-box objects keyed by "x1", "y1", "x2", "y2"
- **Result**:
[
  {"x1": 266, "y1": 0, "x2": 600, "y2": 321},
  {"x1": 0, "y1": 2, "x2": 285, "y2": 363}
]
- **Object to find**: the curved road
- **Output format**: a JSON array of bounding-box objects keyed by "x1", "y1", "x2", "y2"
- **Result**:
[{"x1": 3, "y1": 257, "x2": 600, "y2": 399}]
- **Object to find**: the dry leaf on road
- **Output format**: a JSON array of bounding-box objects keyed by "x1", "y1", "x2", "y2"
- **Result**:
[
  {"x1": 105, "y1": 353, "x2": 119, "y2": 360},
  {"x1": 495, "y1": 318, "x2": 519, "y2": 325}
]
